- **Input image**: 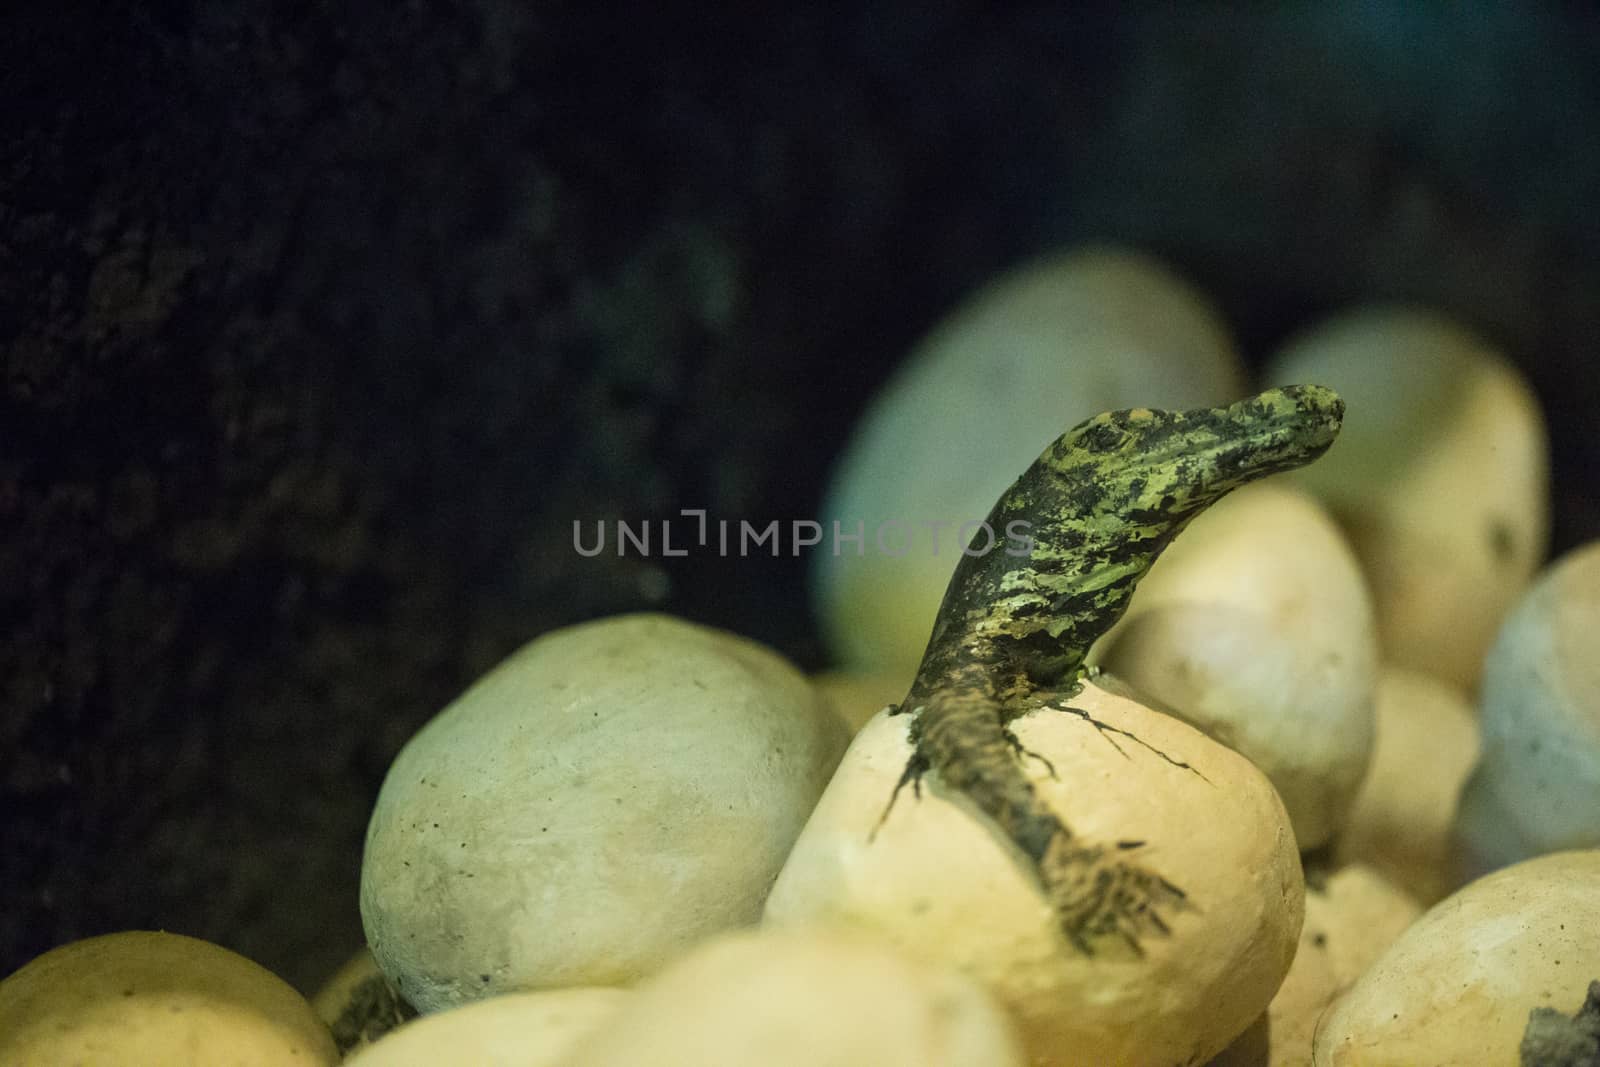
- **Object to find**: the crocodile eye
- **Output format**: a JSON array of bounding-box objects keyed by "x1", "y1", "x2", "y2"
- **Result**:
[{"x1": 1081, "y1": 423, "x2": 1130, "y2": 454}]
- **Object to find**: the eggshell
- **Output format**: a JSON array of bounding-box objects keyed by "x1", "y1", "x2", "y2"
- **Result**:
[
  {"x1": 1265, "y1": 306, "x2": 1549, "y2": 690},
  {"x1": 811, "y1": 669, "x2": 911, "y2": 733},
  {"x1": 764, "y1": 677, "x2": 1302, "y2": 1067},
  {"x1": 560, "y1": 927, "x2": 1025, "y2": 1067},
  {"x1": 0, "y1": 930, "x2": 337, "y2": 1066},
  {"x1": 1456, "y1": 540, "x2": 1600, "y2": 873},
  {"x1": 1313, "y1": 851, "x2": 1600, "y2": 1066},
  {"x1": 816, "y1": 247, "x2": 1246, "y2": 674},
  {"x1": 1210, "y1": 864, "x2": 1421, "y2": 1067},
  {"x1": 311, "y1": 947, "x2": 382, "y2": 1025},
  {"x1": 1097, "y1": 484, "x2": 1378, "y2": 849},
  {"x1": 361, "y1": 613, "x2": 851, "y2": 1012},
  {"x1": 345, "y1": 987, "x2": 627, "y2": 1067},
  {"x1": 1335, "y1": 668, "x2": 1479, "y2": 902}
]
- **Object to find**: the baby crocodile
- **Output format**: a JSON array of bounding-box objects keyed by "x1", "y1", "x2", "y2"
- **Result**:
[{"x1": 887, "y1": 384, "x2": 1344, "y2": 956}]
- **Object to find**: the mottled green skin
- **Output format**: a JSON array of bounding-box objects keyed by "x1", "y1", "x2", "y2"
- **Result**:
[{"x1": 892, "y1": 384, "x2": 1344, "y2": 956}]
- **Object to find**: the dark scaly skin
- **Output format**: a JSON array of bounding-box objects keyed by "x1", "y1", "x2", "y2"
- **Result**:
[{"x1": 888, "y1": 384, "x2": 1345, "y2": 956}]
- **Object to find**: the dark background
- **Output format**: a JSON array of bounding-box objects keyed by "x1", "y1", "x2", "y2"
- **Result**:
[{"x1": 4, "y1": 2, "x2": 1598, "y2": 994}]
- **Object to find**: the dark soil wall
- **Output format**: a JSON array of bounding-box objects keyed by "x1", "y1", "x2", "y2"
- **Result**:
[{"x1": 4, "y1": 3, "x2": 1598, "y2": 992}]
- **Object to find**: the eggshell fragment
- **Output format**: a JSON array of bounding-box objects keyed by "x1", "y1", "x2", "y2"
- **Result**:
[
  {"x1": 1456, "y1": 540, "x2": 1600, "y2": 874},
  {"x1": 1314, "y1": 851, "x2": 1600, "y2": 1066},
  {"x1": 0, "y1": 930, "x2": 337, "y2": 1066},
  {"x1": 1265, "y1": 306, "x2": 1549, "y2": 690},
  {"x1": 815, "y1": 246, "x2": 1246, "y2": 675},
  {"x1": 560, "y1": 927, "x2": 1025, "y2": 1067},
  {"x1": 1096, "y1": 483, "x2": 1378, "y2": 849},
  {"x1": 361, "y1": 613, "x2": 851, "y2": 1012},
  {"x1": 765, "y1": 677, "x2": 1302, "y2": 1067}
]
